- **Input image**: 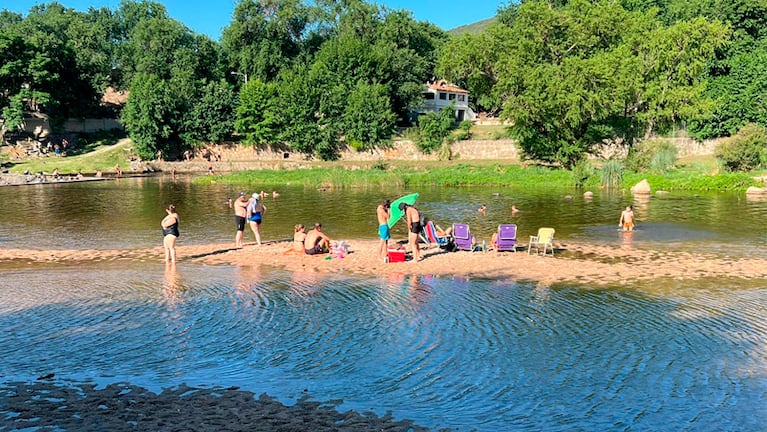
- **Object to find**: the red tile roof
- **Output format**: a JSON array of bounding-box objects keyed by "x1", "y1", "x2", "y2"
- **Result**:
[{"x1": 426, "y1": 80, "x2": 469, "y2": 94}]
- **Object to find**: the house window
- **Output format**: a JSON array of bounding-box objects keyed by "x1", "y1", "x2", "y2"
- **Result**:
[
  {"x1": 458, "y1": 95, "x2": 465, "y2": 102},
  {"x1": 448, "y1": 93, "x2": 456, "y2": 100},
  {"x1": 424, "y1": 93, "x2": 435, "y2": 100},
  {"x1": 439, "y1": 92, "x2": 447, "y2": 100}
]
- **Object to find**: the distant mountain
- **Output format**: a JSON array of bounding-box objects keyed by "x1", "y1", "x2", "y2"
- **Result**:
[{"x1": 448, "y1": 17, "x2": 496, "y2": 35}]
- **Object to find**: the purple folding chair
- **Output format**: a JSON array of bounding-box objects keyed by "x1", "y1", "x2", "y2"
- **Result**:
[
  {"x1": 452, "y1": 223, "x2": 479, "y2": 251},
  {"x1": 496, "y1": 224, "x2": 517, "y2": 252}
]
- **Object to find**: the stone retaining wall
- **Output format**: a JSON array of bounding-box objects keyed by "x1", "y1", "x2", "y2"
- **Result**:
[{"x1": 212, "y1": 139, "x2": 520, "y2": 162}]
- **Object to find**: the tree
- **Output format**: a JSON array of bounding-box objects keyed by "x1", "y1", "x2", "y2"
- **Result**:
[
  {"x1": 183, "y1": 80, "x2": 236, "y2": 145},
  {"x1": 221, "y1": 0, "x2": 310, "y2": 83},
  {"x1": 234, "y1": 79, "x2": 281, "y2": 145},
  {"x1": 416, "y1": 104, "x2": 456, "y2": 154},
  {"x1": 436, "y1": 24, "x2": 514, "y2": 114},
  {"x1": 121, "y1": 73, "x2": 177, "y2": 159},
  {"x1": 343, "y1": 82, "x2": 396, "y2": 149},
  {"x1": 493, "y1": 0, "x2": 727, "y2": 167}
]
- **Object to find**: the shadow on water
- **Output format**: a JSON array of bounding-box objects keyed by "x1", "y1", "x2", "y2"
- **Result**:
[{"x1": 1, "y1": 260, "x2": 766, "y2": 431}]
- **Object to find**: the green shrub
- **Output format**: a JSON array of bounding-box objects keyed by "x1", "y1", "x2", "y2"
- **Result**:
[
  {"x1": 649, "y1": 144, "x2": 678, "y2": 173},
  {"x1": 715, "y1": 123, "x2": 767, "y2": 172},
  {"x1": 571, "y1": 159, "x2": 594, "y2": 187},
  {"x1": 600, "y1": 159, "x2": 623, "y2": 188},
  {"x1": 625, "y1": 139, "x2": 678, "y2": 173},
  {"x1": 416, "y1": 105, "x2": 456, "y2": 154},
  {"x1": 454, "y1": 120, "x2": 473, "y2": 140},
  {"x1": 348, "y1": 140, "x2": 365, "y2": 152}
]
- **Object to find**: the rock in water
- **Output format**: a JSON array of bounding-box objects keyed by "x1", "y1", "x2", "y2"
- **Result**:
[{"x1": 631, "y1": 179, "x2": 651, "y2": 195}]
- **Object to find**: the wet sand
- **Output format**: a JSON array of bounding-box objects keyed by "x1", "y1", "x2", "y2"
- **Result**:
[
  {"x1": 2, "y1": 237, "x2": 765, "y2": 287},
  {"x1": 0, "y1": 380, "x2": 430, "y2": 432}
]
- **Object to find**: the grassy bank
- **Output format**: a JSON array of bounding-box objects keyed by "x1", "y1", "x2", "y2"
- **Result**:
[
  {"x1": 4, "y1": 136, "x2": 762, "y2": 191},
  {"x1": 200, "y1": 162, "x2": 764, "y2": 191},
  {"x1": 2, "y1": 138, "x2": 131, "y2": 175}
]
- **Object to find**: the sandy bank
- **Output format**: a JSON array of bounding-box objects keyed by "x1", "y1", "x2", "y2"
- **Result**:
[{"x1": 2, "y1": 238, "x2": 765, "y2": 286}]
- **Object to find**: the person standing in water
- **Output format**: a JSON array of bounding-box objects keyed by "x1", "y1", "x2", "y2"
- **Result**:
[
  {"x1": 161, "y1": 204, "x2": 179, "y2": 263},
  {"x1": 376, "y1": 199, "x2": 391, "y2": 261},
  {"x1": 246, "y1": 193, "x2": 267, "y2": 246},
  {"x1": 619, "y1": 205, "x2": 635, "y2": 232}
]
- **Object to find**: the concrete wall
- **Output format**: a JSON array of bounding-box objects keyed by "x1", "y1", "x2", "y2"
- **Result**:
[{"x1": 62, "y1": 118, "x2": 123, "y2": 133}]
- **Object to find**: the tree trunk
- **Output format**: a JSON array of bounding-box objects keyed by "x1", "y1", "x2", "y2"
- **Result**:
[{"x1": 643, "y1": 119, "x2": 655, "y2": 140}]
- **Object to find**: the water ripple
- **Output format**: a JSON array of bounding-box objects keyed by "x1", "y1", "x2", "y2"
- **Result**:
[{"x1": 1, "y1": 264, "x2": 766, "y2": 431}]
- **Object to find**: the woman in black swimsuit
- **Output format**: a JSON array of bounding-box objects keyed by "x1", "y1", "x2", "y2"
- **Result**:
[{"x1": 161, "y1": 204, "x2": 179, "y2": 263}]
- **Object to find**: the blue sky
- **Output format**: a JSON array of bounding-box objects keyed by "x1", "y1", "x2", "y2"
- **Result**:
[{"x1": 6, "y1": 1, "x2": 506, "y2": 40}]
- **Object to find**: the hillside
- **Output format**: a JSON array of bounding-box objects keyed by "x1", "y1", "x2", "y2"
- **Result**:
[{"x1": 449, "y1": 17, "x2": 496, "y2": 35}]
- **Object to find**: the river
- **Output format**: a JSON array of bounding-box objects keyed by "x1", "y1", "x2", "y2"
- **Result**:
[{"x1": 0, "y1": 176, "x2": 765, "y2": 431}]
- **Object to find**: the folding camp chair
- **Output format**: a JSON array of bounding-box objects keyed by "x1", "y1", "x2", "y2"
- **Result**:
[{"x1": 528, "y1": 227, "x2": 555, "y2": 256}]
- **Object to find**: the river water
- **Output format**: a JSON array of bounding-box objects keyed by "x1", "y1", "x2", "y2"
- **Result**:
[{"x1": 1, "y1": 176, "x2": 766, "y2": 431}]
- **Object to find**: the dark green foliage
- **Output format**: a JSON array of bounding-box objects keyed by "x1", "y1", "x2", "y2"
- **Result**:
[
  {"x1": 235, "y1": 79, "x2": 281, "y2": 146},
  {"x1": 183, "y1": 80, "x2": 236, "y2": 145},
  {"x1": 571, "y1": 159, "x2": 595, "y2": 188},
  {"x1": 416, "y1": 105, "x2": 456, "y2": 154},
  {"x1": 343, "y1": 83, "x2": 396, "y2": 149},
  {"x1": 715, "y1": 123, "x2": 767, "y2": 172},
  {"x1": 121, "y1": 73, "x2": 176, "y2": 160}
]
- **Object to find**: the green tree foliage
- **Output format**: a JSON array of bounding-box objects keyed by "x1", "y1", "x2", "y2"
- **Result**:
[
  {"x1": 343, "y1": 82, "x2": 396, "y2": 149},
  {"x1": 121, "y1": 73, "x2": 176, "y2": 159},
  {"x1": 183, "y1": 80, "x2": 236, "y2": 146},
  {"x1": 715, "y1": 122, "x2": 767, "y2": 172},
  {"x1": 436, "y1": 24, "x2": 513, "y2": 114},
  {"x1": 416, "y1": 104, "x2": 456, "y2": 154},
  {"x1": 222, "y1": 0, "x2": 310, "y2": 83},
  {"x1": 117, "y1": 2, "x2": 228, "y2": 156},
  {"x1": 246, "y1": 0, "x2": 445, "y2": 160},
  {"x1": 491, "y1": 0, "x2": 727, "y2": 168},
  {"x1": 235, "y1": 79, "x2": 281, "y2": 145}
]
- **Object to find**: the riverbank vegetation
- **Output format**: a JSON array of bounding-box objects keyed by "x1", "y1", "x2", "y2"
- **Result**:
[
  {"x1": 3, "y1": 0, "x2": 767, "y2": 179},
  {"x1": 204, "y1": 159, "x2": 763, "y2": 192}
]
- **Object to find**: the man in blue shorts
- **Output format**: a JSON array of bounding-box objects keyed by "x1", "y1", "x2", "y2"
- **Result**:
[{"x1": 376, "y1": 199, "x2": 391, "y2": 261}]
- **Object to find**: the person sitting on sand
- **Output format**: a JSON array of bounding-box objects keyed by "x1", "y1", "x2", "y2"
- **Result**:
[
  {"x1": 283, "y1": 224, "x2": 307, "y2": 255},
  {"x1": 619, "y1": 205, "x2": 635, "y2": 232},
  {"x1": 304, "y1": 223, "x2": 331, "y2": 255}
]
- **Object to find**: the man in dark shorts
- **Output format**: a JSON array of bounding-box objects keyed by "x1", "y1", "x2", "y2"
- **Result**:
[
  {"x1": 233, "y1": 192, "x2": 248, "y2": 248},
  {"x1": 402, "y1": 203, "x2": 422, "y2": 262},
  {"x1": 304, "y1": 223, "x2": 331, "y2": 255}
]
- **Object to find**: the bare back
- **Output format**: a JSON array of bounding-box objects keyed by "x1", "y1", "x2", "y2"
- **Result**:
[{"x1": 376, "y1": 205, "x2": 389, "y2": 225}]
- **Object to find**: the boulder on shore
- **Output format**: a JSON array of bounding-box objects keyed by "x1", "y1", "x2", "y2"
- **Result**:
[
  {"x1": 631, "y1": 179, "x2": 651, "y2": 195},
  {"x1": 746, "y1": 186, "x2": 767, "y2": 195}
]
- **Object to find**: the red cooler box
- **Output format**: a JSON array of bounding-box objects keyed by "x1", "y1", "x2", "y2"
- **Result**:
[{"x1": 387, "y1": 248, "x2": 406, "y2": 263}]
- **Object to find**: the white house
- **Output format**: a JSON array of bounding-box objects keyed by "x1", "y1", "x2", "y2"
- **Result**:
[{"x1": 421, "y1": 79, "x2": 476, "y2": 122}]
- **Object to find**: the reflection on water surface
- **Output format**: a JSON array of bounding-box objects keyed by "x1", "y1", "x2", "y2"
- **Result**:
[
  {"x1": 1, "y1": 177, "x2": 767, "y2": 430},
  {"x1": 1, "y1": 261, "x2": 765, "y2": 431}
]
